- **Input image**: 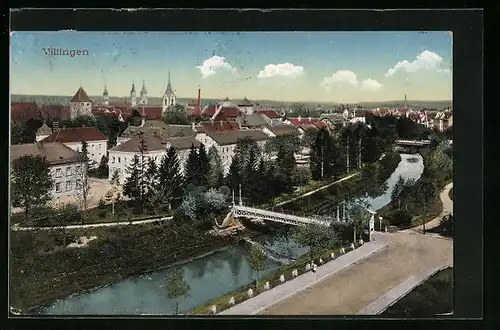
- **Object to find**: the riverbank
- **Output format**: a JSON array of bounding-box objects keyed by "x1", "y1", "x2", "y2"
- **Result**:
[{"x1": 10, "y1": 221, "x2": 260, "y2": 313}]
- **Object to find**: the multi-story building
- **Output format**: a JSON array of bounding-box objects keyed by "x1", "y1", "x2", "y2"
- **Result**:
[
  {"x1": 10, "y1": 142, "x2": 87, "y2": 201},
  {"x1": 41, "y1": 127, "x2": 108, "y2": 166},
  {"x1": 69, "y1": 87, "x2": 93, "y2": 120}
]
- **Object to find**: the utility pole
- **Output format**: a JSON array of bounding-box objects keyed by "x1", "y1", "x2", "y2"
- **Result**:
[
  {"x1": 238, "y1": 184, "x2": 243, "y2": 206},
  {"x1": 232, "y1": 189, "x2": 235, "y2": 206},
  {"x1": 346, "y1": 138, "x2": 350, "y2": 174},
  {"x1": 358, "y1": 137, "x2": 362, "y2": 169},
  {"x1": 336, "y1": 204, "x2": 340, "y2": 221},
  {"x1": 342, "y1": 201, "x2": 346, "y2": 222},
  {"x1": 321, "y1": 133, "x2": 324, "y2": 178}
]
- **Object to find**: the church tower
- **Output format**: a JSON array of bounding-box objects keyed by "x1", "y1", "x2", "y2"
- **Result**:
[
  {"x1": 130, "y1": 81, "x2": 137, "y2": 107},
  {"x1": 162, "y1": 71, "x2": 176, "y2": 114},
  {"x1": 103, "y1": 85, "x2": 109, "y2": 106},
  {"x1": 140, "y1": 80, "x2": 148, "y2": 105}
]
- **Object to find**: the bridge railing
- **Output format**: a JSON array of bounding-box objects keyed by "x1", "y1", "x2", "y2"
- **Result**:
[{"x1": 233, "y1": 205, "x2": 331, "y2": 227}]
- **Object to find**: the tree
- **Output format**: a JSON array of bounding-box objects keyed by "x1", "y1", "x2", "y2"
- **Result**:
[
  {"x1": 184, "y1": 144, "x2": 199, "y2": 187},
  {"x1": 275, "y1": 145, "x2": 296, "y2": 192},
  {"x1": 243, "y1": 146, "x2": 260, "y2": 202},
  {"x1": 207, "y1": 146, "x2": 224, "y2": 188},
  {"x1": 163, "y1": 105, "x2": 189, "y2": 125},
  {"x1": 391, "y1": 175, "x2": 406, "y2": 210},
  {"x1": 225, "y1": 156, "x2": 241, "y2": 192},
  {"x1": 11, "y1": 121, "x2": 25, "y2": 145},
  {"x1": 157, "y1": 147, "x2": 184, "y2": 210},
  {"x1": 76, "y1": 143, "x2": 92, "y2": 218},
  {"x1": 11, "y1": 155, "x2": 54, "y2": 218},
  {"x1": 295, "y1": 223, "x2": 338, "y2": 261},
  {"x1": 122, "y1": 138, "x2": 148, "y2": 214},
  {"x1": 105, "y1": 169, "x2": 121, "y2": 215},
  {"x1": 165, "y1": 267, "x2": 190, "y2": 315},
  {"x1": 144, "y1": 157, "x2": 159, "y2": 210},
  {"x1": 246, "y1": 245, "x2": 267, "y2": 290},
  {"x1": 310, "y1": 128, "x2": 336, "y2": 180},
  {"x1": 97, "y1": 155, "x2": 109, "y2": 178},
  {"x1": 347, "y1": 203, "x2": 369, "y2": 243},
  {"x1": 196, "y1": 143, "x2": 210, "y2": 187}
]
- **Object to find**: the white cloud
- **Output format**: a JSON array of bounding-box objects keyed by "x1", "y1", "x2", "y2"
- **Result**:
[
  {"x1": 257, "y1": 63, "x2": 304, "y2": 78},
  {"x1": 197, "y1": 56, "x2": 237, "y2": 78},
  {"x1": 360, "y1": 78, "x2": 383, "y2": 91},
  {"x1": 385, "y1": 50, "x2": 446, "y2": 77},
  {"x1": 319, "y1": 70, "x2": 359, "y2": 91}
]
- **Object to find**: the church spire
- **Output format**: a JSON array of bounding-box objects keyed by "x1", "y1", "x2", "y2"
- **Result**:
[
  {"x1": 166, "y1": 71, "x2": 174, "y2": 95},
  {"x1": 141, "y1": 80, "x2": 147, "y2": 94}
]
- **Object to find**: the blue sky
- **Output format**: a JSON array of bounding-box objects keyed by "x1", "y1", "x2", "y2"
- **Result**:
[{"x1": 10, "y1": 31, "x2": 452, "y2": 103}]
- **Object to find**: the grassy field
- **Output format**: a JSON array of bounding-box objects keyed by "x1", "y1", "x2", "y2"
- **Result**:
[{"x1": 382, "y1": 267, "x2": 453, "y2": 317}]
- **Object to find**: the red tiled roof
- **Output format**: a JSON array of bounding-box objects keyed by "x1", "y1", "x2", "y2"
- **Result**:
[
  {"x1": 11, "y1": 102, "x2": 43, "y2": 121},
  {"x1": 42, "y1": 127, "x2": 107, "y2": 143},
  {"x1": 287, "y1": 118, "x2": 320, "y2": 128},
  {"x1": 137, "y1": 106, "x2": 163, "y2": 120},
  {"x1": 202, "y1": 105, "x2": 241, "y2": 118},
  {"x1": 256, "y1": 110, "x2": 282, "y2": 119},
  {"x1": 39, "y1": 104, "x2": 71, "y2": 121},
  {"x1": 71, "y1": 87, "x2": 92, "y2": 102},
  {"x1": 313, "y1": 121, "x2": 328, "y2": 128},
  {"x1": 200, "y1": 121, "x2": 240, "y2": 132},
  {"x1": 408, "y1": 113, "x2": 420, "y2": 120}
]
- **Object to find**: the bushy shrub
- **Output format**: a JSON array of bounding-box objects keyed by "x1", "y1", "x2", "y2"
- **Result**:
[
  {"x1": 97, "y1": 199, "x2": 107, "y2": 209},
  {"x1": 388, "y1": 209, "x2": 412, "y2": 227}
]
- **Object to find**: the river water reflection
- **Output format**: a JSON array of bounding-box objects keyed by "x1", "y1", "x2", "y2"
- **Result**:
[{"x1": 36, "y1": 154, "x2": 423, "y2": 315}]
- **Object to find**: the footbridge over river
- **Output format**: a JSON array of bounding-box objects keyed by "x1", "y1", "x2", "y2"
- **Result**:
[{"x1": 233, "y1": 205, "x2": 332, "y2": 227}]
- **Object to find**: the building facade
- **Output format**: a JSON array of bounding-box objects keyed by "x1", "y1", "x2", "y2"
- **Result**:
[
  {"x1": 10, "y1": 142, "x2": 87, "y2": 201},
  {"x1": 69, "y1": 87, "x2": 93, "y2": 120}
]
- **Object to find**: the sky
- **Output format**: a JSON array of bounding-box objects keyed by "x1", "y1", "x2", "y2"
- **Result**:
[{"x1": 10, "y1": 31, "x2": 452, "y2": 103}]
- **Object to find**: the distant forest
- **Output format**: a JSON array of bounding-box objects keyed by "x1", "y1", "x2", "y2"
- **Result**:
[{"x1": 11, "y1": 94, "x2": 452, "y2": 110}]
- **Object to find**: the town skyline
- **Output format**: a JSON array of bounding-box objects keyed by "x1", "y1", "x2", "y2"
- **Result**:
[{"x1": 11, "y1": 31, "x2": 452, "y2": 103}]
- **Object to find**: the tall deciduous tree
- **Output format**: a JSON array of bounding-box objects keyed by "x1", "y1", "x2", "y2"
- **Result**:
[
  {"x1": 76, "y1": 141, "x2": 92, "y2": 218},
  {"x1": 207, "y1": 146, "x2": 224, "y2": 189},
  {"x1": 310, "y1": 128, "x2": 336, "y2": 180},
  {"x1": 123, "y1": 136, "x2": 149, "y2": 213},
  {"x1": 11, "y1": 155, "x2": 54, "y2": 218},
  {"x1": 165, "y1": 267, "x2": 190, "y2": 315},
  {"x1": 295, "y1": 223, "x2": 338, "y2": 261},
  {"x1": 105, "y1": 169, "x2": 121, "y2": 215},
  {"x1": 11, "y1": 121, "x2": 25, "y2": 145},
  {"x1": 157, "y1": 146, "x2": 184, "y2": 210},
  {"x1": 246, "y1": 245, "x2": 267, "y2": 290}
]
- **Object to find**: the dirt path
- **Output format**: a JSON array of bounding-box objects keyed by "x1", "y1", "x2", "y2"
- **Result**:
[{"x1": 260, "y1": 232, "x2": 453, "y2": 315}]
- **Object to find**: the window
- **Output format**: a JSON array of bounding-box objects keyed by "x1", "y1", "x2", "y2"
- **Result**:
[
  {"x1": 112, "y1": 157, "x2": 115, "y2": 163},
  {"x1": 99, "y1": 144, "x2": 102, "y2": 150},
  {"x1": 91, "y1": 153, "x2": 95, "y2": 157},
  {"x1": 55, "y1": 168, "x2": 62, "y2": 177},
  {"x1": 55, "y1": 182, "x2": 61, "y2": 192},
  {"x1": 76, "y1": 179, "x2": 82, "y2": 189},
  {"x1": 118, "y1": 157, "x2": 121, "y2": 163},
  {"x1": 66, "y1": 167, "x2": 71, "y2": 176},
  {"x1": 66, "y1": 181, "x2": 72, "y2": 191}
]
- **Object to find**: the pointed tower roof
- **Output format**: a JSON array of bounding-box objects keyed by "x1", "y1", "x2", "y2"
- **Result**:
[
  {"x1": 103, "y1": 85, "x2": 108, "y2": 96},
  {"x1": 141, "y1": 80, "x2": 147, "y2": 94},
  {"x1": 240, "y1": 97, "x2": 252, "y2": 105},
  {"x1": 71, "y1": 87, "x2": 92, "y2": 102},
  {"x1": 165, "y1": 71, "x2": 174, "y2": 95},
  {"x1": 131, "y1": 81, "x2": 136, "y2": 93},
  {"x1": 223, "y1": 96, "x2": 231, "y2": 102},
  {"x1": 37, "y1": 121, "x2": 52, "y2": 135}
]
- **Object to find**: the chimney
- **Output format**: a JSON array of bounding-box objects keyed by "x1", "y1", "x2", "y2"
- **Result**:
[
  {"x1": 308, "y1": 116, "x2": 311, "y2": 121},
  {"x1": 298, "y1": 115, "x2": 302, "y2": 121},
  {"x1": 192, "y1": 121, "x2": 195, "y2": 132},
  {"x1": 140, "y1": 107, "x2": 146, "y2": 127},
  {"x1": 197, "y1": 88, "x2": 201, "y2": 116}
]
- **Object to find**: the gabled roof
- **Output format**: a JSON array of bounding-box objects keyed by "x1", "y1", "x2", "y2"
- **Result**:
[
  {"x1": 137, "y1": 106, "x2": 163, "y2": 120},
  {"x1": 39, "y1": 104, "x2": 71, "y2": 120},
  {"x1": 71, "y1": 87, "x2": 92, "y2": 103},
  {"x1": 10, "y1": 142, "x2": 83, "y2": 166},
  {"x1": 266, "y1": 125, "x2": 301, "y2": 137},
  {"x1": 110, "y1": 132, "x2": 200, "y2": 153},
  {"x1": 10, "y1": 102, "x2": 44, "y2": 121},
  {"x1": 287, "y1": 118, "x2": 320, "y2": 128},
  {"x1": 202, "y1": 104, "x2": 241, "y2": 118},
  {"x1": 206, "y1": 129, "x2": 269, "y2": 146},
  {"x1": 256, "y1": 109, "x2": 282, "y2": 119},
  {"x1": 319, "y1": 113, "x2": 347, "y2": 124},
  {"x1": 239, "y1": 114, "x2": 268, "y2": 127},
  {"x1": 238, "y1": 97, "x2": 253, "y2": 106},
  {"x1": 120, "y1": 121, "x2": 194, "y2": 139},
  {"x1": 42, "y1": 127, "x2": 108, "y2": 143},
  {"x1": 201, "y1": 121, "x2": 240, "y2": 132},
  {"x1": 37, "y1": 122, "x2": 52, "y2": 135}
]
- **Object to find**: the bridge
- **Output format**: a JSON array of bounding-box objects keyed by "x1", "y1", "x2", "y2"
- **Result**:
[
  {"x1": 394, "y1": 139, "x2": 431, "y2": 147},
  {"x1": 232, "y1": 205, "x2": 332, "y2": 227}
]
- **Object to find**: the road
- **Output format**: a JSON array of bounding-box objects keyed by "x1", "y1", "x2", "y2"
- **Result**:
[
  {"x1": 259, "y1": 182, "x2": 454, "y2": 315},
  {"x1": 260, "y1": 232, "x2": 453, "y2": 315}
]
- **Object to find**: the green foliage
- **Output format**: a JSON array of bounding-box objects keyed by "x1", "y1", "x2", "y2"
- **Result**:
[
  {"x1": 11, "y1": 121, "x2": 26, "y2": 145},
  {"x1": 294, "y1": 223, "x2": 339, "y2": 260},
  {"x1": 11, "y1": 155, "x2": 54, "y2": 218},
  {"x1": 196, "y1": 144, "x2": 210, "y2": 187},
  {"x1": 54, "y1": 204, "x2": 82, "y2": 225},
  {"x1": 165, "y1": 267, "x2": 191, "y2": 315},
  {"x1": 184, "y1": 145, "x2": 199, "y2": 187},
  {"x1": 157, "y1": 147, "x2": 184, "y2": 210},
  {"x1": 246, "y1": 245, "x2": 267, "y2": 289},
  {"x1": 225, "y1": 156, "x2": 241, "y2": 191},
  {"x1": 207, "y1": 146, "x2": 224, "y2": 189},
  {"x1": 163, "y1": 106, "x2": 189, "y2": 125},
  {"x1": 310, "y1": 128, "x2": 341, "y2": 180}
]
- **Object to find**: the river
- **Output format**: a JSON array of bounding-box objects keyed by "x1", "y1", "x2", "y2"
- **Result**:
[{"x1": 34, "y1": 153, "x2": 423, "y2": 315}]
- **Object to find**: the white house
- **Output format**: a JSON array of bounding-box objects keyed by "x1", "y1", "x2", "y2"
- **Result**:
[
  {"x1": 41, "y1": 126, "x2": 108, "y2": 167},
  {"x1": 10, "y1": 142, "x2": 87, "y2": 201},
  {"x1": 35, "y1": 122, "x2": 53, "y2": 142},
  {"x1": 108, "y1": 131, "x2": 200, "y2": 184},
  {"x1": 117, "y1": 119, "x2": 193, "y2": 147},
  {"x1": 237, "y1": 97, "x2": 254, "y2": 115},
  {"x1": 195, "y1": 129, "x2": 269, "y2": 175}
]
